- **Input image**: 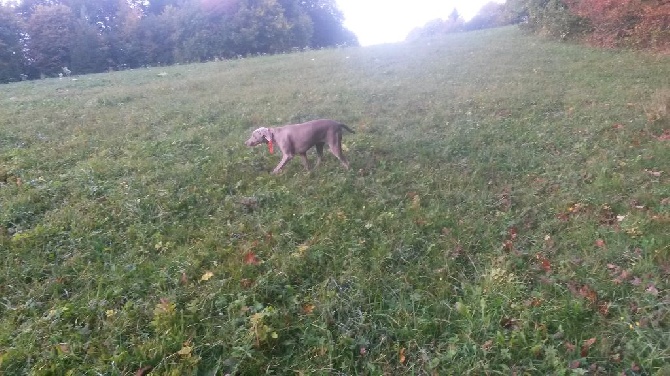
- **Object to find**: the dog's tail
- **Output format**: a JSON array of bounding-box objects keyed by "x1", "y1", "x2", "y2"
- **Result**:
[{"x1": 339, "y1": 123, "x2": 355, "y2": 134}]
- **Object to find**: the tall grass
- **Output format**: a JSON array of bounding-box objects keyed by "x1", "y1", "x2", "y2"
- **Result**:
[{"x1": 1, "y1": 27, "x2": 669, "y2": 374}]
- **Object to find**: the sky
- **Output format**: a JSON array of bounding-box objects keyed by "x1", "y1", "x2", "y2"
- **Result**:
[{"x1": 336, "y1": 0, "x2": 506, "y2": 46}]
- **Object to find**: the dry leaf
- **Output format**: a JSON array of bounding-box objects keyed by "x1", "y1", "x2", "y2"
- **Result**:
[
  {"x1": 564, "y1": 341, "x2": 576, "y2": 352},
  {"x1": 645, "y1": 169, "x2": 663, "y2": 177},
  {"x1": 244, "y1": 251, "x2": 260, "y2": 265},
  {"x1": 297, "y1": 244, "x2": 309, "y2": 254},
  {"x1": 508, "y1": 227, "x2": 518, "y2": 240},
  {"x1": 595, "y1": 239, "x2": 606, "y2": 248},
  {"x1": 581, "y1": 337, "x2": 596, "y2": 357},
  {"x1": 578, "y1": 285, "x2": 598, "y2": 304},
  {"x1": 302, "y1": 304, "x2": 315, "y2": 315},
  {"x1": 646, "y1": 284, "x2": 659, "y2": 296},
  {"x1": 135, "y1": 366, "x2": 153, "y2": 376},
  {"x1": 500, "y1": 317, "x2": 521, "y2": 330},
  {"x1": 657, "y1": 130, "x2": 670, "y2": 141},
  {"x1": 597, "y1": 301, "x2": 611, "y2": 316},
  {"x1": 481, "y1": 340, "x2": 493, "y2": 351},
  {"x1": 399, "y1": 347, "x2": 407, "y2": 363},
  {"x1": 200, "y1": 271, "x2": 214, "y2": 281},
  {"x1": 180, "y1": 272, "x2": 188, "y2": 285},
  {"x1": 177, "y1": 345, "x2": 192, "y2": 357}
]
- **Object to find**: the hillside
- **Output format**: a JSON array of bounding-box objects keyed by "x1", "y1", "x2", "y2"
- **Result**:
[{"x1": 1, "y1": 27, "x2": 669, "y2": 374}]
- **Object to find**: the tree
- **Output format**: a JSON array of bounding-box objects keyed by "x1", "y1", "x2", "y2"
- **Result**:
[
  {"x1": 277, "y1": 0, "x2": 313, "y2": 49},
  {"x1": 564, "y1": 0, "x2": 670, "y2": 50},
  {"x1": 464, "y1": 2, "x2": 509, "y2": 31},
  {"x1": 504, "y1": 0, "x2": 589, "y2": 39},
  {"x1": 406, "y1": 9, "x2": 464, "y2": 41},
  {"x1": 25, "y1": 4, "x2": 76, "y2": 76},
  {"x1": 0, "y1": 5, "x2": 26, "y2": 83},
  {"x1": 299, "y1": 0, "x2": 358, "y2": 47},
  {"x1": 69, "y1": 19, "x2": 109, "y2": 74},
  {"x1": 229, "y1": 0, "x2": 293, "y2": 55}
]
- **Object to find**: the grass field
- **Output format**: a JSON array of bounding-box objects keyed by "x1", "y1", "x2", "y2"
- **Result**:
[{"x1": 1, "y1": 26, "x2": 669, "y2": 375}]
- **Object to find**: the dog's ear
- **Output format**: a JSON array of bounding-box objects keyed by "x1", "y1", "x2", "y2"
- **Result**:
[{"x1": 259, "y1": 127, "x2": 273, "y2": 142}]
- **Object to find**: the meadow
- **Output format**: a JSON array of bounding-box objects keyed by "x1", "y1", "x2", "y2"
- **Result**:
[{"x1": 0, "y1": 26, "x2": 669, "y2": 375}]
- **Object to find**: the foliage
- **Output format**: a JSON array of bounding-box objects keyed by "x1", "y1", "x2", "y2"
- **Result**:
[
  {"x1": 407, "y1": 4, "x2": 517, "y2": 41},
  {"x1": 565, "y1": 0, "x2": 670, "y2": 50},
  {"x1": 506, "y1": 0, "x2": 670, "y2": 51},
  {"x1": 0, "y1": 27, "x2": 668, "y2": 374},
  {"x1": 464, "y1": 2, "x2": 510, "y2": 31},
  {"x1": 505, "y1": 0, "x2": 590, "y2": 39},
  {"x1": 299, "y1": 0, "x2": 358, "y2": 47},
  {"x1": 25, "y1": 4, "x2": 76, "y2": 76},
  {"x1": 406, "y1": 9, "x2": 465, "y2": 41},
  {"x1": 0, "y1": 0, "x2": 357, "y2": 79},
  {"x1": 0, "y1": 6, "x2": 24, "y2": 83}
]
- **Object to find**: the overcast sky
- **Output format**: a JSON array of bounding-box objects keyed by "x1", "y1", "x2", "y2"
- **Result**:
[{"x1": 336, "y1": 0, "x2": 506, "y2": 46}]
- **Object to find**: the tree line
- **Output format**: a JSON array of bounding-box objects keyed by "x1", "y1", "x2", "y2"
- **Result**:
[
  {"x1": 507, "y1": 0, "x2": 669, "y2": 50},
  {"x1": 0, "y1": 0, "x2": 358, "y2": 83},
  {"x1": 407, "y1": 1, "x2": 669, "y2": 53}
]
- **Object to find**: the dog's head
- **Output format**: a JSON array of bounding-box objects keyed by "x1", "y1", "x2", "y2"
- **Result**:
[{"x1": 245, "y1": 127, "x2": 273, "y2": 147}]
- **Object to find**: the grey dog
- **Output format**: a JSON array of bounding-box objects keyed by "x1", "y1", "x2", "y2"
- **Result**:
[{"x1": 245, "y1": 119, "x2": 355, "y2": 174}]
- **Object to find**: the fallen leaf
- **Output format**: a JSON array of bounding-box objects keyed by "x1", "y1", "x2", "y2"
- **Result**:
[
  {"x1": 630, "y1": 277, "x2": 642, "y2": 286},
  {"x1": 657, "y1": 130, "x2": 670, "y2": 141},
  {"x1": 399, "y1": 347, "x2": 407, "y2": 363},
  {"x1": 503, "y1": 239, "x2": 514, "y2": 251},
  {"x1": 536, "y1": 253, "x2": 551, "y2": 272},
  {"x1": 540, "y1": 257, "x2": 551, "y2": 273},
  {"x1": 500, "y1": 317, "x2": 521, "y2": 330},
  {"x1": 411, "y1": 194, "x2": 421, "y2": 209},
  {"x1": 578, "y1": 285, "x2": 598, "y2": 304},
  {"x1": 646, "y1": 284, "x2": 659, "y2": 296},
  {"x1": 302, "y1": 304, "x2": 315, "y2": 315},
  {"x1": 200, "y1": 271, "x2": 214, "y2": 281},
  {"x1": 155, "y1": 298, "x2": 174, "y2": 314},
  {"x1": 597, "y1": 301, "x2": 611, "y2": 316},
  {"x1": 581, "y1": 337, "x2": 596, "y2": 357},
  {"x1": 180, "y1": 272, "x2": 188, "y2": 285},
  {"x1": 359, "y1": 347, "x2": 367, "y2": 356},
  {"x1": 569, "y1": 360, "x2": 581, "y2": 369},
  {"x1": 564, "y1": 341, "x2": 576, "y2": 352},
  {"x1": 645, "y1": 169, "x2": 663, "y2": 177},
  {"x1": 612, "y1": 123, "x2": 624, "y2": 130},
  {"x1": 177, "y1": 345, "x2": 192, "y2": 357},
  {"x1": 297, "y1": 244, "x2": 309, "y2": 254},
  {"x1": 481, "y1": 340, "x2": 493, "y2": 351},
  {"x1": 135, "y1": 366, "x2": 153, "y2": 376},
  {"x1": 595, "y1": 239, "x2": 606, "y2": 248},
  {"x1": 56, "y1": 343, "x2": 70, "y2": 354},
  {"x1": 244, "y1": 251, "x2": 260, "y2": 265},
  {"x1": 508, "y1": 227, "x2": 518, "y2": 240}
]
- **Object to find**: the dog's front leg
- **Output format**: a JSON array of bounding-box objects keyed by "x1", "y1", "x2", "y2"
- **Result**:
[{"x1": 272, "y1": 154, "x2": 293, "y2": 174}]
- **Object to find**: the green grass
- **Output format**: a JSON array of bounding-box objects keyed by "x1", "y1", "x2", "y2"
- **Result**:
[{"x1": 1, "y1": 27, "x2": 669, "y2": 375}]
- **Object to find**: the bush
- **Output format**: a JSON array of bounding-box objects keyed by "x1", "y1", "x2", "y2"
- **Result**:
[
  {"x1": 565, "y1": 0, "x2": 670, "y2": 50},
  {"x1": 507, "y1": 0, "x2": 590, "y2": 39}
]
